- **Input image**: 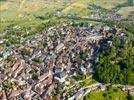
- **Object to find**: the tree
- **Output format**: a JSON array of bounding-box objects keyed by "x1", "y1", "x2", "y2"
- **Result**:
[
  {"x1": 128, "y1": 0, "x2": 133, "y2": 6},
  {"x1": 33, "y1": 56, "x2": 43, "y2": 63},
  {"x1": 94, "y1": 37, "x2": 134, "y2": 85},
  {"x1": 21, "y1": 48, "x2": 30, "y2": 56},
  {"x1": 4, "y1": 82, "x2": 13, "y2": 89},
  {"x1": 32, "y1": 73, "x2": 39, "y2": 80},
  {"x1": 79, "y1": 50, "x2": 88, "y2": 61}
]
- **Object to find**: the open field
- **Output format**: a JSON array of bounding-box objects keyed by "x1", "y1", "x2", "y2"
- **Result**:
[
  {"x1": 0, "y1": 0, "x2": 134, "y2": 32},
  {"x1": 62, "y1": 0, "x2": 127, "y2": 15},
  {"x1": 84, "y1": 87, "x2": 128, "y2": 100},
  {"x1": 118, "y1": 6, "x2": 134, "y2": 19}
]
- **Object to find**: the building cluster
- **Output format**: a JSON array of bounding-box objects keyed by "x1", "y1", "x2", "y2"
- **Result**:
[
  {"x1": 0, "y1": 23, "x2": 125, "y2": 100},
  {"x1": 90, "y1": 11, "x2": 121, "y2": 21}
]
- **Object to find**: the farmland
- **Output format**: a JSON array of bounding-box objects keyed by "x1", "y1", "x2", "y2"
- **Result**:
[{"x1": 0, "y1": 0, "x2": 133, "y2": 32}]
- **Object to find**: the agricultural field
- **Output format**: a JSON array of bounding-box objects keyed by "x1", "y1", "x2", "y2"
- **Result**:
[
  {"x1": 0, "y1": 0, "x2": 134, "y2": 32},
  {"x1": 118, "y1": 6, "x2": 134, "y2": 19}
]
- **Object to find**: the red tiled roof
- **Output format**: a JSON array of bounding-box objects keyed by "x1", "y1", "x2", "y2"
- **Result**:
[
  {"x1": 9, "y1": 89, "x2": 20, "y2": 98},
  {"x1": 39, "y1": 71, "x2": 49, "y2": 82},
  {"x1": 12, "y1": 61, "x2": 21, "y2": 72}
]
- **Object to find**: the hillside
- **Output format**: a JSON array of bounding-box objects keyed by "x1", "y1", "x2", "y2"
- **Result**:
[{"x1": 0, "y1": 0, "x2": 134, "y2": 32}]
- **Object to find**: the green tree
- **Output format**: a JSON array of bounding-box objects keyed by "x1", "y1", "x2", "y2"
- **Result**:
[
  {"x1": 32, "y1": 73, "x2": 39, "y2": 80},
  {"x1": 128, "y1": 0, "x2": 133, "y2": 6},
  {"x1": 94, "y1": 37, "x2": 134, "y2": 85},
  {"x1": 4, "y1": 82, "x2": 13, "y2": 89}
]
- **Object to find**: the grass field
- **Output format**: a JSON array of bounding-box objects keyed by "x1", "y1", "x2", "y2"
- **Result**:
[
  {"x1": 0, "y1": 0, "x2": 133, "y2": 32},
  {"x1": 118, "y1": 6, "x2": 134, "y2": 19},
  {"x1": 84, "y1": 87, "x2": 128, "y2": 100}
]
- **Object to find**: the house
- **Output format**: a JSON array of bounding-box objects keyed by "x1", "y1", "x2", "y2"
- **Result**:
[
  {"x1": 56, "y1": 43, "x2": 66, "y2": 53},
  {"x1": 87, "y1": 63, "x2": 91, "y2": 68},
  {"x1": 82, "y1": 23, "x2": 91, "y2": 31},
  {"x1": 43, "y1": 95, "x2": 51, "y2": 100},
  {"x1": 24, "y1": 94, "x2": 31, "y2": 100},
  {"x1": 103, "y1": 25, "x2": 110, "y2": 31},
  {"x1": 42, "y1": 76, "x2": 52, "y2": 85},
  {"x1": 95, "y1": 24, "x2": 104, "y2": 32},
  {"x1": 107, "y1": 41, "x2": 112, "y2": 46},
  {"x1": 34, "y1": 83, "x2": 44, "y2": 94},
  {"x1": 12, "y1": 79, "x2": 26, "y2": 86},
  {"x1": 9, "y1": 88, "x2": 21, "y2": 99},
  {"x1": 80, "y1": 65, "x2": 87, "y2": 74},
  {"x1": 1, "y1": 90, "x2": 7, "y2": 100},
  {"x1": 0, "y1": 39, "x2": 4, "y2": 44},
  {"x1": 45, "y1": 84, "x2": 54, "y2": 95},
  {"x1": 3, "y1": 50, "x2": 13, "y2": 59},
  {"x1": 54, "y1": 66, "x2": 63, "y2": 74},
  {"x1": 14, "y1": 62, "x2": 25, "y2": 78},
  {"x1": 39, "y1": 70, "x2": 49, "y2": 82},
  {"x1": 110, "y1": 28, "x2": 117, "y2": 34},
  {"x1": 9, "y1": 61, "x2": 22, "y2": 77},
  {"x1": 12, "y1": 61, "x2": 21, "y2": 72},
  {"x1": 54, "y1": 71, "x2": 68, "y2": 83}
]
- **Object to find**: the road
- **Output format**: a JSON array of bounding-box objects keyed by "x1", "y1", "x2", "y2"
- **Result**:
[
  {"x1": 68, "y1": 83, "x2": 134, "y2": 100},
  {"x1": 68, "y1": 83, "x2": 102, "y2": 100}
]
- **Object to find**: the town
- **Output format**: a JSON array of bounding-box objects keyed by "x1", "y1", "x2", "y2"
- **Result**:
[
  {"x1": 1, "y1": 22, "x2": 131, "y2": 100},
  {"x1": 1, "y1": 0, "x2": 134, "y2": 100}
]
